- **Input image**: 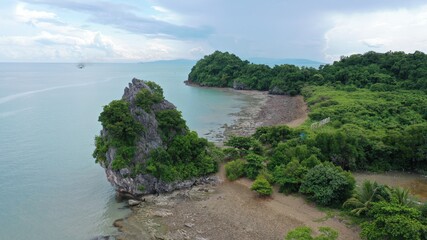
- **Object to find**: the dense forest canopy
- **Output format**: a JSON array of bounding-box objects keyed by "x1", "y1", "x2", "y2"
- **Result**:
[{"x1": 188, "y1": 50, "x2": 427, "y2": 95}]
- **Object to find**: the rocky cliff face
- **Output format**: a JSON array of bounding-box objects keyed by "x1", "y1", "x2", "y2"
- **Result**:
[{"x1": 98, "y1": 78, "x2": 218, "y2": 197}]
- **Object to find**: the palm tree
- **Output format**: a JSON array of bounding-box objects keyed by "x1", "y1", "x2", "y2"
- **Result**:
[
  {"x1": 391, "y1": 187, "x2": 414, "y2": 207},
  {"x1": 343, "y1": 180, "x2": 384, "y2": 216}
]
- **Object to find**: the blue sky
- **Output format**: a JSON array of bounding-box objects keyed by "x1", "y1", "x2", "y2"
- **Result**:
[{"x1": 1, "y1": 0, "x2": 427, "y2": 62}]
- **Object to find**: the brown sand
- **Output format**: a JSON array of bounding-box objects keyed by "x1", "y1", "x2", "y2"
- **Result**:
[
  {"x1": 223, "y1": 90, "x2": 308, "y2": 138},
  {"x1": 115, "y1": 90, "x2": 360, "y2": 240},
  {"x1": 116, "y1": 165, "x2": 359, "y2": 240}
]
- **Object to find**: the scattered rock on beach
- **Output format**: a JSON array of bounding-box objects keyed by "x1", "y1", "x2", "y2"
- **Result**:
[{"x1": 128, "y1": 199, "x2": 141, "y2": 206}]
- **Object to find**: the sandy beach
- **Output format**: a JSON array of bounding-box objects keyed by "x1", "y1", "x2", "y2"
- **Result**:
[{"x1": 113, "y1": 90, "x2": 360, "y2": 240}]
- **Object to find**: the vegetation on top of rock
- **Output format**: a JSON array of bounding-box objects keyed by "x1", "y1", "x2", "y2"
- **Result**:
[
  {"x1": 145, "y1": 131, "x2": 220, "y2": 182},
  {"x1": 94, "y1": 99, "x2": 143, "y2": 169},
  {"x1": 94, "y1": 79, "x2": 219, "y2": 188},
  {"x1": 98, "y1": 100, "x2": 143, "y2": 145},
  {"x1": 156, "y1": 109, "x2": 188, "y2": 145},
  {"x1": 135, "y1": 88, "x2": 163, "y2": 112}
]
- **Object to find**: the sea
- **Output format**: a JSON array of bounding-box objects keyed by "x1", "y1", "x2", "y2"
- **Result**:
[{"x1": 0, "y1": 61, "x2": 251, "y2": 240}]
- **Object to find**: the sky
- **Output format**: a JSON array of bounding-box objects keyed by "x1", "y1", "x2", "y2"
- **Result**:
[{"x1": 1, "y1": 0, "x2": 427, "y2": 63}]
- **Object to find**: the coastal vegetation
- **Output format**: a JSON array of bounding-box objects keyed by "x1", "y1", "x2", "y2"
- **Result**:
[
  {"x1": 190, "y1": 51, "x2": 427, "y2": 239},
  {"x1": 188, "y1": 50, "x2": 427, "y2": 95}
]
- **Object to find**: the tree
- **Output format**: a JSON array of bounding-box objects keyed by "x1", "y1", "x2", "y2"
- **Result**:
[
  {"x1": 225, "y1": 136, "x2": 256, "y2": 151},
  {"x1": 343, "y1": 180, "x2": 389, "y2": 216},
  {"x1": 135, "y1": 88, "x2": 164, "y2": 112},
  {"x1": 273, "y1": 159, "x2": 308, "y2": 193},
  {"x1": 156, "y1": 109, "x2": 188, "y2": 144},
  {"x1": 301, "y1": 155, "x2": 321, "y2": 169},
  {"x1": 360, "y1": 201, "x2": 426, "y2": 240},
  {"x1": 98, "y1": 100, "x2": 142, "y2": 144},
  {"x1": 299, "y1": 163, "x2": 355, "y2": 206},
  {"x1": 251, "y1": 175, "x2": 273, "y2": 196},
  {"x1": 244, "y1": 153, "x2": 265, "y2": 180},
  {"x1": 225, "y1": 159, "x2": 246, "y2": 181}
]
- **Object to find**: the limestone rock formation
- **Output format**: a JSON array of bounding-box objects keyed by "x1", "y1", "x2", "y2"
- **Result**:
[{"x1": 95, "y1": 78, "x2": 218, "y2": 197}]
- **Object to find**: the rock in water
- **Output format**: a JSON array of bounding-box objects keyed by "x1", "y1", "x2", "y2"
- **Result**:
[{"x1": 94, "y1": 78, "x2": 219, "y2": 197}]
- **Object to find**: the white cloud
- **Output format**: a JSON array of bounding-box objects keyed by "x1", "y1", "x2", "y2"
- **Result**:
[
  {"x1": 0, "y1": 3, "x2": 211, "y2": 62},
  {"x1": 324, "y1": 5, "x2": 427, "y2": 61},
  {"x1": 151, "y1": 5, "x2": 184, "y2": 25},
  {"x1": 15, "y1": 3, "x2": 56, "y2": 23},
  {"x1": 1, "y1": 4, "x2": 146, "y2": 61},
  {"x1": 190, "y1": 47, "x2": 204, "y2": 56},
  {"x1": 361, "y1": 38, "x2": 387, "y2": 48}
]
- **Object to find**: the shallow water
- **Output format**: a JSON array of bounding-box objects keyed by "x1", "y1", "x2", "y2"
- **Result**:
[
  {"x1": 0, "y1": 62, "x2": 249, "y2": 240},
  {"x1": 354, "y1": 172, "x2": 427, "y2": 201}
]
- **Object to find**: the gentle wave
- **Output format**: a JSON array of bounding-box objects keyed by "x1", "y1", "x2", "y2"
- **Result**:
[
  {"x1": 0, "y1": 107, "x2": 32, "y2": 118},
  {"x1": 0, "y1": 79, "x2": 114, "y2": 105}
]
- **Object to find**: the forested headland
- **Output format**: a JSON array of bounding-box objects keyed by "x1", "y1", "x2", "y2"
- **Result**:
[
  {"x1": 188, "y1": 50, "x2": 427, "y2": 95},
  {"x1": 189, "y1": 50, "x2": 427, "y2": 172},
  {"x1": 189, "y1": 51, "x2": 427, "y2": 239}
]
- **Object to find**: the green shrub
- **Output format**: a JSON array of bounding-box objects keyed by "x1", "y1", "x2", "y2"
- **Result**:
[
  {"x1": 225, "y1": 136, "x2": 255, "y2": 150},
  {"x1": 253, "y1": 125, "x2": 294, "y2": 146},
  {"x1": 258, "y1": 168, "x2": 273, "y2": 183},
  {"x1": 135, "y1": 88, "x2": 164, "y2": 112},
  {"x1": 93, "y1": 135, "x2": 108, "y2": 164},
  {"x1": 342, "y1": 180, "x2": 389, "y2": 216},
  {"x1": 156, "y1": 109, "x2": 188, "y2": 144},
  {"x1": 244, "y1": 153, "x2": 265, "y2": 180},
  {"x1": 98, "y1": 100, "x2": 142, "y2": 144},
  {"x1": 285, "y1": 226, "x2": 338, "y2": 240},
  {"x1": 269, "y1": 143, "x2": 321, "y2": 170},
  {"x1": 299, "y1": 163, "x2": 355, "y2": 206},
  {"x1": 360, "y1": 201, "x2": 426, "y2": 240},
  {"x1": 222, "y1": 147, "x2": 241, "y2": 160},
  {"x1": 251, "y1": 175, "x2": 273, "y2": 196},
  {"x1": 301, "y1": 155, "x2": 321, "y2": 169},
  {"x1": 273, "y1": 159, "x2": 307, "y2": 193},
  {"x1": 145, "y1": 81, "x2": 164, "y2": 96},
  {"x1": 225, "y1": 159, "x2": 246, "y2": 181},
  {"x1": 145, "y1": 133, "x2": 218, "y2": 182}
]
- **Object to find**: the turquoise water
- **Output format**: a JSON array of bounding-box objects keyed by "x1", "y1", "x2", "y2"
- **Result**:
[{"x1": 0, "y1": 62, "x2": 248, "y2": 240}]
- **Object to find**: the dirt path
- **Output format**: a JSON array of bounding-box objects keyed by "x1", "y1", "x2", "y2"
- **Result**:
[{"x1": 162, "y1": 166, "x2": 359, "y2": 240}]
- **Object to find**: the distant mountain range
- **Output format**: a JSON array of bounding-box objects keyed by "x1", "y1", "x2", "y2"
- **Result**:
[
  {"x1": 248, "y1": 57, "x2": 325, "y2": 68},
  {"x1": 139, "y1": 58, "x2": 325, "y2": 68}
]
